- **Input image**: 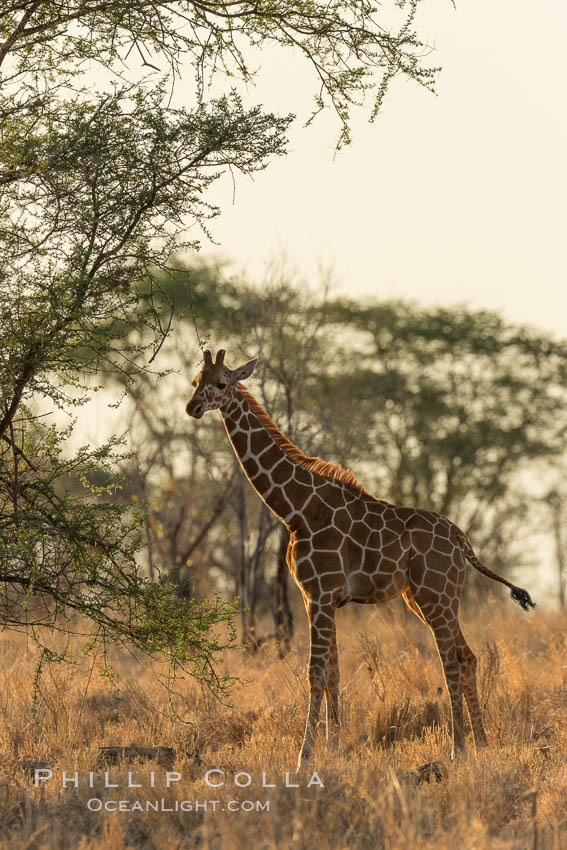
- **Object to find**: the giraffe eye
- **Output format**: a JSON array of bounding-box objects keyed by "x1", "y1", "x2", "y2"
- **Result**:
[{"x1": 217, "y1": 382, "x2": 226, "y2": 389}]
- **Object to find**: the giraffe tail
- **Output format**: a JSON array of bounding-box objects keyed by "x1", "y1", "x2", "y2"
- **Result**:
[{"x1": 457, "y1": 531, "x2": 536, "y2": 612}]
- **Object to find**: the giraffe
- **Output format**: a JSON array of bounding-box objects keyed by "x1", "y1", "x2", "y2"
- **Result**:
[{"x1": 186, "y1": 349, "x2": 536, "y2": 766}]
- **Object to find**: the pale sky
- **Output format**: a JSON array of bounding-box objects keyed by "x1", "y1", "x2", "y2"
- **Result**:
[{"x1": 196, "y1": 0, "x2": 566, "y2": 337}]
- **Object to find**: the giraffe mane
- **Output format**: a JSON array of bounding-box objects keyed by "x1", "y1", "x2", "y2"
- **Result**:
[{"x1": 238, "y1": 385, "x2": 374, "y2": 499}]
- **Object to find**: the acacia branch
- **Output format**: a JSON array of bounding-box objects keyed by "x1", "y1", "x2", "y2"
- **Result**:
[
  {"x1": 0, "y1": 346, "x2": 38, "y2": 441},
  {"x1": 0, "y1": 0, "x2": 42, "y2": 68}
]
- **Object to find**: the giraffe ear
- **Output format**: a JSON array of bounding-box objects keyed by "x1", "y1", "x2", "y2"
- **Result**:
[{"x1": 229, "y1": 358, "x2": 258, "y2": 383}]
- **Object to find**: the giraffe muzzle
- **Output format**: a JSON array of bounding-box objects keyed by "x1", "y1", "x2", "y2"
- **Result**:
[{"x1": 186, "y1": 402, "x2": 204, "y2": 418}]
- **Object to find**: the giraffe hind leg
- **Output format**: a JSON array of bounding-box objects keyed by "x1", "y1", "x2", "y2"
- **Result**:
[
  {"x1": 405, "y1": 589, "x2": 467, "y2": 758},
  {"x1": 405, "y1": 589, "x2": 488, "y2": 753},
  {"x1": 457, "y1": 627, "x2": 487, "y2": 750}
]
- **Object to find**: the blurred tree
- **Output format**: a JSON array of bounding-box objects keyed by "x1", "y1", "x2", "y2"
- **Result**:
[{"x1": 326, "y1": 299, "x2": 567, "y2": 585}]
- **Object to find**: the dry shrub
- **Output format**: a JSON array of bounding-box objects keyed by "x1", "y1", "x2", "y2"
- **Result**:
[
  {"x1": 371, "y1": 697, "x2": 443, "y2": 747},
  {"x1": 197, "y1": 708, "x2": 260, "y2": 752}
]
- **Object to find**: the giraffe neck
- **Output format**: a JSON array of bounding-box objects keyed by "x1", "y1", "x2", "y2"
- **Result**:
[{"x1": 220, "y1": 386, "x2": 315, "y2": 529}]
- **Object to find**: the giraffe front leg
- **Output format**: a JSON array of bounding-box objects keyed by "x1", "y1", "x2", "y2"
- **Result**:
[
  {"x1": 297, "y1": 601, "x2": 335, "y2": 769},
  {"x1": 325, "y1": 621, "x2": 340, "y2": 745}
]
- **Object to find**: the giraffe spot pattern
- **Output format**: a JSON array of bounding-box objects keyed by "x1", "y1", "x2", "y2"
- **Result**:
[{"x1": 186, "y1": 369, "x2": 502, "y2": 764}]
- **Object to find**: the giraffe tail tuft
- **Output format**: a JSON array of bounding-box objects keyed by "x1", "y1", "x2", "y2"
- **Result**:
[{"x1": 510, "y1": 586, "x2": 536, "y2": 612}]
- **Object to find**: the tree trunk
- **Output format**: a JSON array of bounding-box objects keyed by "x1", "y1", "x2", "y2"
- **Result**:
[
  {"x1": 235, "y1": 475, "x2": 250, "y2": 641},
  {"x1": 247, "y1": 507, "x2": 268, "y2": 649},
  {"x1": 274, "y1": 525, "x2": 293, "y2": 656},
  {"x1": 550, "y1": 495, "x2": 567, "y2": 608}
]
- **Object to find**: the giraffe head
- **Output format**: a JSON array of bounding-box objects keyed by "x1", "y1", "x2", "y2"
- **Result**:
[{"x1": 186, "y1": 349, "x2": 257, "y2": 418}]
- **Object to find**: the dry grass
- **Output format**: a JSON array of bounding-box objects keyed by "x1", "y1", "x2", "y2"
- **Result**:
[{"x1": 1, "y1": 599, "x2": 566, "y2": 849}]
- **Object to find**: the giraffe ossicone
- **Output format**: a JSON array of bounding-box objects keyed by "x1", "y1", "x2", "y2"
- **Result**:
[{"x1": 186, "y1": 349, "x2": 536, "y2": 766}]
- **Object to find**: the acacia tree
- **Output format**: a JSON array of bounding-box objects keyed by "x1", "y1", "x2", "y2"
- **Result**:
[{"x1": 0, "y1": 1, "x2": 440, "y2": 682}]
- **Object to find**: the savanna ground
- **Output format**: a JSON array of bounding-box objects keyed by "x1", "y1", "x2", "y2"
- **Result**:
[{"x1": 0, "y1": 597, "x2": 566, "y2": 849}]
